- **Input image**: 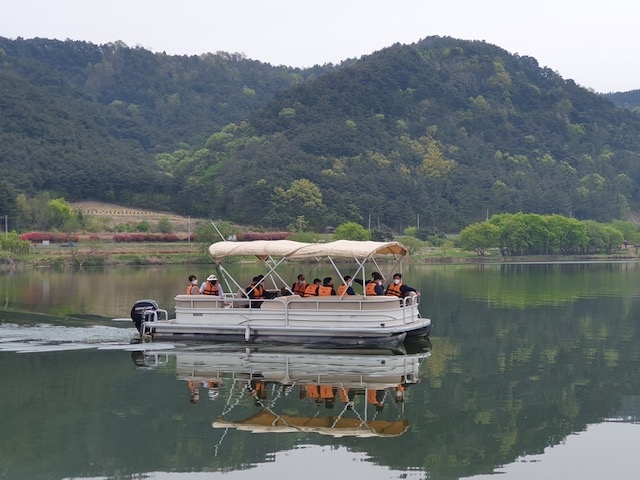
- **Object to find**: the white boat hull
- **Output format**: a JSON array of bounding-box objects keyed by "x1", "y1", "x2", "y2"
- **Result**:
[{"x1": 141, "y1": 294, "x2": 431, "y2": 346}]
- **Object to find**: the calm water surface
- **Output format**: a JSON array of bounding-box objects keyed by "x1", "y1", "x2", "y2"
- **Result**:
[{"x1": 1, "y1": 262, "x2": 640, "y2": 480}]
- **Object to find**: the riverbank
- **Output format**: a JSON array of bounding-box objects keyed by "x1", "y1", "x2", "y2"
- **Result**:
[{"x1": 1, "y1": 241, "x2": 637, "y2": 268}]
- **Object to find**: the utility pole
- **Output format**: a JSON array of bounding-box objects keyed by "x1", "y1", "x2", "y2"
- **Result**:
[{"x1": 3, "y1": 215, "x2": 7, "y2": 241}]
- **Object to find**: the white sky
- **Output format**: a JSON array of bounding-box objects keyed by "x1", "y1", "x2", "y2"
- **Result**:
[{"x1": 1, "y1": 0, "x2": 638, "y2": 93}]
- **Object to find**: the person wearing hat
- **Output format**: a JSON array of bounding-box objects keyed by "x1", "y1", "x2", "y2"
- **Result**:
[{"x1": 201, "y1": 274, "x2": 221, "y2": 296}]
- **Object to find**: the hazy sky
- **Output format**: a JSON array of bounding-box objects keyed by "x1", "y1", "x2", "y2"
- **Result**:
[{"x1": 2, "y1": 0, "x2": 638, "y2": 93}]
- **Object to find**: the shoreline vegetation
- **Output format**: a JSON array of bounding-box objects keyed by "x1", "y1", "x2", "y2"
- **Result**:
[
  {"x1": 3, "y1": 202, "x2": 639, "y2": 268},
  {"x1": 1, "y1": 240, "x2": 637, "y2": 269}
]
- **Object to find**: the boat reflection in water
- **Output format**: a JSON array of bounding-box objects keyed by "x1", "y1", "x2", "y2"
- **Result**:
[{"x1": 133, "y1": 341, "x2": 431, "y2": 438}]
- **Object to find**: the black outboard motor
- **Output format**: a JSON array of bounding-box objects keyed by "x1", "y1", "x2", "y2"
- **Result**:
[{"x1": 130, "y1": 299, "x2": 159, "y2": 334}]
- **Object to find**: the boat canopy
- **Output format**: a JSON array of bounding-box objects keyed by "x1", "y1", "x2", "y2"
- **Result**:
[
  {"x1": 208, "y1": 240, "x2": 408, "y2": 264},
  {"x1": 208, "y1": 240, "x2": 309, "y2": 263},
  {"x1": 212, "y1": 411, "x2": 409, "y2": 437}
]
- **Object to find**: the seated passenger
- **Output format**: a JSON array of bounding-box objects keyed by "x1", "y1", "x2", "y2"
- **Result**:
[
  {"x1": 303, "y1": 278, "x2": 322, "y2": 297},
  {"x1": 318, "y1": 277, "x2": 336, "y2": 296},
  {"x1": 385, "y1": 273, "x2": 420, "y2": 298},
  {"x1": 186, "y1": 274, "x2": 200, "y2": 295},
  {"x1": 337, "y1": 275, "x2": 362, "y2": 295},
  {"x1": 291, "y1": 274, "x2": 307, "y2": 296},
  {"x1": 365, "y1": 272, "x2": 385, "y2": 296},
  {"x1": 246, "y1": 276, "x2": 265, "y2": 307}
]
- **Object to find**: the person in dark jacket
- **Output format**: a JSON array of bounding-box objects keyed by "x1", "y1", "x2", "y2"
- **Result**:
[{"x1": 385, "y1": 273, "x2": 420, "y2": 298}]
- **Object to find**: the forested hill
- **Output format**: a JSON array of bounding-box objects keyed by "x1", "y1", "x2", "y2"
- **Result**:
[
  {"x1": 604, "y1": 90, "x2": 640, "y2": 111},
  {"x1": 3, "y1": 36, "x2": 640, "y2": 233},
  {"x1": 0, "y1": 36, "x2": 330, "y2": 209},
  {"x1": 162, "y1": 37, "x2": 640, "y2": 232}
]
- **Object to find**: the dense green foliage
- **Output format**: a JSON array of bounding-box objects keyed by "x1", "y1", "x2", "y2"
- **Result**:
[
  {"x1": 0, "y1": 36, "x2": 327, "y2": 210},
  {"x1": 155, "y1": 38, "x2": 640, "y2": 231},
  {"x1": 459, "y1": 212, "x2": 631, "y2": 255},
  {"x1": 604, "y1": 89, "x2": 640, "y2": 111},
  {"x1": 3, "y1": 36, "x2": 640, "y2": 232}
]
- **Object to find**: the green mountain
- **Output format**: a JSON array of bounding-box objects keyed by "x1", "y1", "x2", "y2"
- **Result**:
[
  {"x1": 2, "y1": 36, "x2": 640, "y2": 232},
  {"x1": 0, "y1": 37, "x2": 328, "y2": 211},
  {"x1": 604, "y1": 89, "x2": 640, "y2": 111}
]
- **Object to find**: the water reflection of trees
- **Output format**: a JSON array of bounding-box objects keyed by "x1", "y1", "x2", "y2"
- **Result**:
[
  {"x1": 371, "y1": 291, "x2": 640, "y2": 479},
  {"x1": 2, "y1": 263, "x2": 640, "y2": 479}
]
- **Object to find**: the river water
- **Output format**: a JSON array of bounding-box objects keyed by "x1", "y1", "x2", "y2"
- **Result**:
[{"x1": 1, "y1": 262, "x2": 639, "y2": 479}]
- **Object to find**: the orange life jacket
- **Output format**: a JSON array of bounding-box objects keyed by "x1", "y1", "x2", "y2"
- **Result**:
[
  {"x1": 306, "y1": 385, "x2": 320, "y2": 399},
  {"x1": 318, "y1": 285, "x2": 333, "y2": 296},
  {"x1": 247, "y1": 283, "x2": 265, "y2": 299},
  {"x1": 365, "y1": 282, "x2": 378, "y2": 295},
  {"x1": 367, "y1": 389, "x2": 378, "y2": 404},
  {"x1": 338, "y1": 387, "x2": 349, "y2": 403},
  {"x1": 385, "y1": 282, "x2": 403, "y2": 297},
  {"x1": 304, "y1": 284, "x2": 319, "y2": 297},
  {"x1": 337, "y1": 284, "x2": 348, "y2": 296},
  {"x1": 292, "y1": 281, "x2": 307, "y2": 295},
  {"x1": 320, "y1": 385, "x2": 334, "y2": 399},
  {"x1": 202, "y1": 282, "x2": 220, "y2": 295},
  {"x1": 187, "y1": 284, "x2": 199, "y2": 295}
]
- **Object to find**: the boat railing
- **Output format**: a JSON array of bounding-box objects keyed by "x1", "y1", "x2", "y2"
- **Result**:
[
  {"x1": 173, "y1": 293, "x2": 419, "y2": 326},
  {"x1": 142, "y1": 308, "x2": 170, "y2": 322},
  {"x1": 175, "y1": 293, "x2": 417, "y2": 309}
]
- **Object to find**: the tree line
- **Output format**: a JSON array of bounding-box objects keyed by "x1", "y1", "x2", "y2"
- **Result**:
[{"x1": 459, "y1": 213, "x2": 635, "y2": 256}]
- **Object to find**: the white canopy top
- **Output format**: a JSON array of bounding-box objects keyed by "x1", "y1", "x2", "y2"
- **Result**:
[{"x1": 208, "y1": 240, "x2": 408, "y2": 263}]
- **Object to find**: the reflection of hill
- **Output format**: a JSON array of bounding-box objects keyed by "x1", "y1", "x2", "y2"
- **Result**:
[
  {"x1": 610, "y1": 396, "x2": 640, "y2": 423},
  {"x1": 385, "y1": 283, "x2": 640, "y2": 479},
  {"x1": 2, "y1": 263, "x2": 640, "y2": 479}
]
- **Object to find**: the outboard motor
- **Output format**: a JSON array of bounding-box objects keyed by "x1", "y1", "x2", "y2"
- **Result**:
[{"x1": 130, "y1": 299, "x2": 159, "y2": 334}]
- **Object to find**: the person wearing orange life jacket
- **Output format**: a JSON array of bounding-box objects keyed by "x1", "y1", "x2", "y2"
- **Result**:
[
  {"x1": 338, "y1": 386, "x2": 356, "y2": 410},
  {"x1": 365, "y1": 271, "x2": 385, "y2": 296},
  {"x1": 187, "y1": 380, "x2": 200, "y2": 404},
  {"x1": 337, "y1": 275, "x2": 363, "y2": 296},
  {"x1": 385, "y1": 273, "x2": 420, "y2": 298},
  {"x1": 367, "y1": 388, "x2": 386, "y2": 411},
  {"x1": 186, "y1": 275, "x2": 200, "y2": 295},
  {"x1": 303, "y1": 278, "x2": 322, "y2": 297},
  {"x1": 246, "y1": 276, "x2": 265, "y2": 307},
  {"x1": 291, "y1": 274, "x2": 307, "y2": 296},
  {"x1": 201, "y1": 274, "x2": 221, "y2": 295},
  {"x1": 318, "y1": 277, "x2": 336, "y2": 296}
]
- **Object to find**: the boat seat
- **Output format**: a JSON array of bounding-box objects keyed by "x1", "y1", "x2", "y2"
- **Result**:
[{"x1": 232, "y1": 289, "x2": 250, "y2": 308}]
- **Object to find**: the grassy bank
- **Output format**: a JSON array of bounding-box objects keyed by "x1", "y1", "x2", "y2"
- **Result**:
[
  {"x1": 2, "y1": 241, "x2": 211, "y2": 268},
  {"x1": 2, "y1": 241, "x2": 637, "y2": 268}
]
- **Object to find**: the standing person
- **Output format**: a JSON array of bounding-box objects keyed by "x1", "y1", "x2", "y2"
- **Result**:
[
  {"x1": 291, "y1": 274, "x2": 307, "y2": 296},
  {"x1": 365, "y1": 272, "x2": 385, "y2": 296},
  {"x1": 186, "y1": 275, "x2": 200, "y2": 295},
  {"x1": 337, "y1": 275, "x2": 362, "y2": 295},
  {"x1": 385, "y1": 273, "x2": 420, "y2": 298},
  {"x1": 303, "y1": 278, "x2": 322, "y2": 297},
  {"x1": 201, "y1": 274, "x2": 221, "y2": 295},
  {"x1": 318, "y1": 277, "x2": 336, "y2": 296}
]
